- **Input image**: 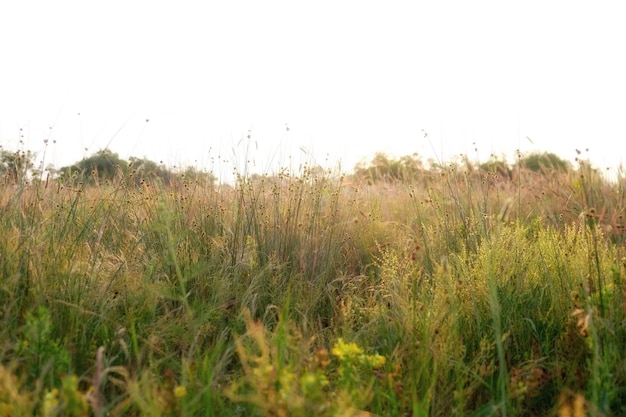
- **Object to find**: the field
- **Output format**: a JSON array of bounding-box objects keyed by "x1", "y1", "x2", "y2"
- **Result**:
[{"x1": 1, "y1": 151, "x2": 625, "y2": 416}]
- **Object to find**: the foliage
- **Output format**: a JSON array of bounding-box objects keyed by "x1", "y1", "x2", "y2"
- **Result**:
[
  {"x1": 0, "y1": 149, "x2": 35, "y2": 185},
  {"x1": 57, "y1": 150, "x2": 205, "y2": 186},
  {"x1": 1, "y1": 147, "x2": 625, "y2": 416},
  {"x1": 353, "y1": 152, "x2": 427, "y2": 183},
  {"x1": 516, "y1": 151, "x2": 570, "y2": 173},
  {"x1": 225, "y1": 309, "x2": 387, "y2": 417},
  {"x1": 479, "y1": 155, "x2": 512, "y2": 179},
  {"x1": 57, "y1": 149, "x2": 127, "y2": 184}
]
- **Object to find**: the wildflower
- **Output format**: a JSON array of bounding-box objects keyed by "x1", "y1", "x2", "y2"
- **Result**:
[
  {"x1": 42, "y1": 389, "x2": 59, "y2": 417},
  {"x1": 332, "y1": 338, "x2": 363, "y2": 361},
  {"x1": 315, "y1": 347, "x2": 331, "y2": 367},
  {"x1": 361, "y1": 353, "x2": 386, "y2": 369},
  {"x1": 174, "y1": 385, "x2": 187, "y2": 399},
  {"x1": 300, "y1": 371, "x2": 328, "y2": 398}
]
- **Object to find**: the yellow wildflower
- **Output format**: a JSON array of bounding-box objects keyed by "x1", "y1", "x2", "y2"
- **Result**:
[
  {"x1": 174, "y1": 385, "x2": 187, "y2": 399},
  {"x1": 42, "y1": 388, "x2": 59, "y2": 417},
  {"x1": 363, "y1": 353, "x2": 386, "y2": 369},
  {"x1": 332, "y1": 338, "x2": 363, "y2": 361}
]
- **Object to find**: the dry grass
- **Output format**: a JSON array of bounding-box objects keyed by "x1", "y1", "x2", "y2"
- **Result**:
[{"x1": 0, "y1": 153, "x2": 625, "y2": 416}]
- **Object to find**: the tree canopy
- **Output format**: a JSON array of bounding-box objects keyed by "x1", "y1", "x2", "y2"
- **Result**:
[
  {"x1": 353, "y1": 152, "x2": 427, "y2": 183},
  {"x1": 57, "y1": 149, "x2": 215, "y2": 186},
  {"x1": 0, "y1": 149, "x2": 35, "y2": 185}
]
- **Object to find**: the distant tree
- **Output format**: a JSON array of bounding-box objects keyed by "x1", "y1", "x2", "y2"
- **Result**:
[
  {"x1": 59, "y1": 149, "x2": 127, "y2": 184},
  {"x1": 180, "y1": 166, "x2": 217, "y2": 186},
  {"x1": 127, "y1": 157, "x2": 178, "y2": 185},
  {"x1": 58, "y1": 150, "x2": 204, "y2": 187},
  {"x1": 517, "y1": 152, "x2": 569, "y2": 173},
  {"x1": 353, "y1": 152, "x2": 425, "y2": 183},
  {"x1": 479, "y1": 156, "x2": 512, "y2": 179},
  {"x1": 0, "y1": 149, "x2": 35, "y2": 185}
]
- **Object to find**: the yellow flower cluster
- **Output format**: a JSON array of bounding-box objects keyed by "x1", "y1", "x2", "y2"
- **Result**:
[
  {"x1": 331, "y1": 338, "x2": 386, "y2": 369},
  {"x1": 331, "y1": 338, "x2": 363, "y2": 360},
  {"x1": 174, "y1": 385, "x2": 187, "y2": 399},
  {"x1": 361, "y1": 353, "x2": 386, "y2": 369},
  {"x1": 42, "y1": 389, "x2": 59, "y2": 417}
]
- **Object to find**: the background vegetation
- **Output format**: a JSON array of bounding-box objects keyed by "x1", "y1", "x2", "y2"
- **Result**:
[{"x1": 1, "y1": 146, "x2": 625, "y2": 416}]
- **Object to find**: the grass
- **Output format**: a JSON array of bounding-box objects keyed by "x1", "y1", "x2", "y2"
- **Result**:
[{"x1": 1, "y1": 151, "x2": 625, "y2": 416}]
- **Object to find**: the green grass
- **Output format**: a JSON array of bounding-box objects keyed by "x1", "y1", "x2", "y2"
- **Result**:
[{"x1": 1, "y1": 154, "x2": 625, "y2": 416}]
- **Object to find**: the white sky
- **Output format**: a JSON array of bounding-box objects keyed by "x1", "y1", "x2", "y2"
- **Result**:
[{"x1": 1, "y1": 1, "x2": 625, "y2": 181}]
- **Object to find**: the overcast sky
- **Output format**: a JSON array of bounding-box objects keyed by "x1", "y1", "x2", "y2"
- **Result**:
[{"x1": 1, "y1": 1, "x2": 625, "y2": 181}]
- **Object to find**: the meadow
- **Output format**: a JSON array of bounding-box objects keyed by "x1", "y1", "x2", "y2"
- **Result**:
[{"x1": 1, "y1": 149, "x2": 625, "y2": 416}]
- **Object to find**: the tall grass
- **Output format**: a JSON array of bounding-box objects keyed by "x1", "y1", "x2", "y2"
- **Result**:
[{"x1": 0, "y1": 152, "x2": 625, "y2": 416}]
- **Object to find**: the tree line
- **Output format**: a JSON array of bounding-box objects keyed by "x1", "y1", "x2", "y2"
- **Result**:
[
  {"x1": 352, "y1": 151, "x2": 571, "y2": 183},
  {"x1": 1, "y1": 146, "x2": 576, "y2": 187},
  {"x1": 0, "y1": 148, "x2": 215, "y2": 187}
]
